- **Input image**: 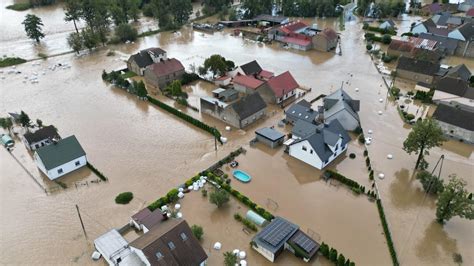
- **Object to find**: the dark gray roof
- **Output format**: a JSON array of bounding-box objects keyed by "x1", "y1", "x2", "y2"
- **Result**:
[
  {"x1": 36, "y1": 135, "x2": 86, "y2": 170},
  {"x1": 231, "y1": 93, "x2": 267, "y2": 120},
  {"x1": 447, "y1": 64, "x2": 472, "y2": 81},
  {"x1": 219, "y1": 88, "x2": 238, "y2": 98},
  {"x1": 292, "y1": 120, "x2": 351, "y2": 162},
  {"x1": 256, "y1": 127, "x2": 285, "y2": 141},
  {"x1": 288, "y1": 230, "x2": 320, "y2": 259},
  {"x1": 240, "y1": 60, "x2": 263, "y2": 76},
  {"x1": 396, "y1": 57, "x2": 440, "y2": 76},
  {"x1": 419, "y1": 33, "x2": 458, "y2": 53},
  {"x1": 129, "y1": 47, "x2": 165, "y2": 68},
  {"x1": 324, "y1": 88, "x2": 360, "y2": 112},
  {"x1": 292, "y1": 119, "x2": 317, "y2": 139},
  {"x1": 432, "y1": 102, "x2": 474, "y2": 131},
  {"x1": 254, "y1": 14, "x2": 288, "y2": 23},
  {"x1": 436, "y1": 77, "x2": 471, "y2": 98},
  {"x1": 252, "y1": 217, "x2": 299, "y2": 254},
  {"x1": 23, "y1": 125, "x2": 59, "y2": 144},
  {"x1": 457, "y1": 22, "x2": 474, "y2": 39},
  {"x1": 285, "y1": 100, "x2": 318, "y2": 124}
]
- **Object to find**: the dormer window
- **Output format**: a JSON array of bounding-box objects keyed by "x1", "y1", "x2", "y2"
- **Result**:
[
  {"x1": 180, "y1": 232, "x2": 188, "y2": 241},
  {"x1": 168, "y1": 241, "x2": 176, "y2": 250},
  {"x1": 156, "y1": 252, "x2": 163, "y2": 260}
]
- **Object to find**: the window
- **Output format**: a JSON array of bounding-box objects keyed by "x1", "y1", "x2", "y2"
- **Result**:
[
  {"x1": 168, "y1": 241, "x2": 176, "y2": 250},
  {"x1": 302, "y1": 146, "x2": 307, "y2": 151},
  {"x1": 310, "y1": 150, "x2": 313, "y2": 154},
  {"x1": 75, "y1": 161, "x2": 80, "y2": 166},
  {"x1": 180, "y1": 232, "x2": 188, "y2": 241},
  {"x1": 35, "y1": 144, "x2": 40, "y2": 149},
  {"x1": 335, "y1": 144, "x2": 339, "y2": 150},
  {"x1": 57, "y1": 168, "x2": 63, "y2": 174},
  {"x1": 155, "y1": 252, "x2": 163, "y2": 260}
]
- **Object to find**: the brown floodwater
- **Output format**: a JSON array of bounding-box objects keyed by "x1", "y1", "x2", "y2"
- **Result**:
[{"x1": 1, "y1": 4, "x2": 473, "y2": 266}]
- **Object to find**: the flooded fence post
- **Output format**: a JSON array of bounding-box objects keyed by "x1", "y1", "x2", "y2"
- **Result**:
[{"x1": 75, "y1": 204, "x2": 88, "y2": 240}]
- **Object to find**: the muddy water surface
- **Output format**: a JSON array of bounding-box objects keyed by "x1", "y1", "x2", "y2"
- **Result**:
[{"x1": 1, "y1": 6, "x2": 473, "y2": 266}]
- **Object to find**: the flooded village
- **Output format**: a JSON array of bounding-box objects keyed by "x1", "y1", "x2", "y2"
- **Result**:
[{"x1": 1, "y1": 0, "x2": 473, "y2": 266}]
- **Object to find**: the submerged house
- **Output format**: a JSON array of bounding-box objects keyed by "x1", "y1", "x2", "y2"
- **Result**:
[
  {"x1": 432, "y1": 102, "x2": 474, "y2": 143},
  {"x1": 396, "y1": 57, "x2": 441, "y2": 85},
  {"x1": 22, "y1": 125, "x2": 60, "y2": 151},
  {"x1": 433, "y1": 77, "x2": 474, "y2": 107},
  {"x1": 255, "y1": 127, "x2": 285, "y2": 148},
  {"x1": 313, "y1": 28, "x2": 339, "y2": 52},
  {"x1": 257, "y1": 71, "x2": 299, "y2": 104},
  {"x1": 144, "y1": 58, "x2": 185, "y2": 90},
  {"x1": 127, "y1": 48, "x2": 167, "y2": 76},
  {"x1": 34, "y1": 135, "x2": 87, "y2": 180},
  {"x1": 323, "y1": 88, "x2": 360, "y2": 131},
  {"x1": 252, "y1": 216, "x2": 320, "y2": 263},
  {"x1": 200, "y1": 93, "x2": 267, "y2": 129},
  {"x1": 287, "y1": 120, "x2": 350, "y2": 170},
  {"x1": 285, "y1": 99, "x2": 318, "y2": 125},
  {"x1": 379, "y1": 19, "x2": 396, "y2": 30}
]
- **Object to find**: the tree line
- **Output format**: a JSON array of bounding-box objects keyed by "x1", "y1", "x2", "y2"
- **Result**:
[{"x1": 357, "y1": 0, "x2": 405, "y2": 18}]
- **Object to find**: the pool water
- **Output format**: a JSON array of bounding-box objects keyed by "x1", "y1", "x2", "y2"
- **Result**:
[{"x1": 233, "y1": 170, "x2": 252, "y2": 183}]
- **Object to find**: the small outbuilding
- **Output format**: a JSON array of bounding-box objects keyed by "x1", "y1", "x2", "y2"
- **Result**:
[
  {"x1": 246, "y1": 210, "x2": 268, "y2": 227},
  {"x1": 1, "y1": 134, "x2": 14, "y2": 148},
  {"x1": 255, "y1": 127, "x2": 285, "y2": 148}
]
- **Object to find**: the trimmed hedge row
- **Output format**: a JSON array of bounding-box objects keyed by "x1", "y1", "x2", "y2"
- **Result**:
[
  {"x1": 147, "y1": 96, "x2": 222, "y2": 143},
  {"x1": 234, "y1": 213, "x2": 258, "y2": 231},
  {"x1": 376, "y1": 199, "x2": 399, "y2": 266},
  {"x1": 320, "y1": 242, "x2": 355, "y2": 266},
  {"x1": 148, "y1": 188, "x2": 180, "y2": 211},
  {"x1": 86, "y1": 162, "x2": 108, "y2": 181},
  {"x1": 325, "y1": 170, "x2": 366, "y2": 193},
  {"x1": 207, "y1": 147, "x2": 245, "y2": 172}
]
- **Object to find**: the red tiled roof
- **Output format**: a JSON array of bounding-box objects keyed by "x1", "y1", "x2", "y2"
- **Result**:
[
  {"x1": 388, "y1": 40, "x2": 415, "y2": 52},
  {"x1": 467, "y1": 8, "x2": 474, "y2": 17},
  {"x1": 321, "y1": 28, "x2": 338, "y2": 41},
  {"x1": 147, "y1": 58, "x2": 184, "y2": 77},
  {"x1": 282, "y1": 36, "x2": 312, "y2": 46},
  {"x1": 280, "y1": 21, "x2": 308, "y2": 34},
  {"x1": 216, "y1": 75, "x2": 230, "y2": 81},
  {"x1": 233, "y1": 74, "x2": 265, "y2": 89},
  {"x1": 267, "y1": 71, "x2": 299, "y2": 98},
  {"x1": 259, "y1": 70, "x2": 274, "y2": 79}
]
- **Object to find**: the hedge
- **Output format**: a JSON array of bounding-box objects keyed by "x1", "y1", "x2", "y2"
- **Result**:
[
  {"x1": 377, "y1": 199, "x2": 399, "y2": 266},
  {"x1": 0, "y1": 57, "x2": 27, "y2": 68},
  {"x1": 234, "y1": 213, "x2": 258, "y2": 231},
  {"x1": 365, "y1": 25, "x2": 397, "y2": 35},
  {"x1": 147, "y1": 96, "x2": 222, "y2": 143},
  {"x1": 319, "y1": 242, "x2": 355, "y2": 265},
  {"x1": 86, "y1": 162, "x2": 108, "y2": 181},
  {"x1": 325, "y1": 170, "x2": 365, "y2": 193}
]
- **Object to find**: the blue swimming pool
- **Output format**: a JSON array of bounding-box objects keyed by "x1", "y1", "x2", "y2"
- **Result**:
[{"x1": 233, "y1": 170, "x2": 252, "y2": 183}]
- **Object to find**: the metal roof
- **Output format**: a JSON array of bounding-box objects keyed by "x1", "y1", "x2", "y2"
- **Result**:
[
  {"x1": 35, "y1": 135, "x2": 86, "y2": 170},
  {"x1": 255, "y1": 127, "x2": 285, "y2": 141}
]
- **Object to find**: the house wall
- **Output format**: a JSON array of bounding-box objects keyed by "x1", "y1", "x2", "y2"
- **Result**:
[
  {"x1": 436, "y1": 120, "x2": 474, "y2": 143},
  {"x1": 144, "y1": 69, "x2": 185, "y2": 90},
  {"x1": 215, "y1": 78, "x2": 231, "y2": 86},
  {"x1": 397, "y1": 69, "x2": 434, "y2": 84},
  {"x1": 313, "y1": 36, "x2": 329, "y2": 52},
  {"x1": 325, "y1": 111, "x2": 359, "y2": 131},
  {"x1": 240, "y1": 108, "x2": 266, "y2": 128},
  {"x1": 276, "y1": 90, "x2": 297, "y2": 104},
  {"x1": 433, "y1": 91, "x2": 474, "y2": 107},
  {"x1": 200, "y1": 99, "x2": 241, "y2": 128},
  {"x1": 455, "y1": 41, "x2": 474, "y2": 58},
  {"x1": 387, "y1": 48, "x2": 412, "y2": 58},
  {"x1": 289, "y1": 139, "x2": 348, "y2": 169},
  {"x1": 256, "y1": 135, "x2": 284, "y2": 148},
  {"x1": 22, "y1": 137, "x2": 52, "y2": 151},
  {"x1": 149, "y1": 52, "x2": 167, "y2": 63},
  {"x1": 233, "y1": 83, "x2": 254, "y2": 94},
  {"x1": 256, "y1": 85, "x2": 277, "y2": 104},
  {"x1": 287, "y1": 42, "x2": 310, "y2": 51},
  {"x1": 129, "y1": 247, "x2": 150, "y2": 266},
  {"x1": 35, "y1": 154, "x2": 87, "y2": 180},
  {"x1": 252, "y1": 244, "x2": 275, "y2": 262},
  {"x1": 127, "y1": 60, "x2": 144, "y2": 76}
]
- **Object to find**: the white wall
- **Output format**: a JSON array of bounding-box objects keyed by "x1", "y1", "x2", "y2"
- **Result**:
[
  {"x1": 129, "y1": 247, "x2": 150, "y2": 266},
  {"x1": 24, "y1": 138, "x2": 53, "y2": 151},
  {"x1": 35, "y1": 154, "x2": 87, "y2": 180},
  {"x1": 252, "y1": 245, "x2": 275, "y2": 262},
  {"x1": 289, "y1": 139, "x2": 348, "y2": 169},
  {"x1": 277, "y1": 89, "x2": 296, "y2": 103}
]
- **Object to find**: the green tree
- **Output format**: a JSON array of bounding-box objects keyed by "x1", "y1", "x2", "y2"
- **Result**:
[
  {"x1": 381, "y1": 34, "x2": 392, "y2": 44},
  {"x1": 81, "y1": 28, "x2": 99, "y2": 50},
  {"x1": 135, "y1": 81, "x2": 148, "y2": 98},
  {"x1": 19, "y1": 111, "x2": 31, "y2": 128},
  {"x1": 165, "y1": 80, "x2": 183, "y2": 97},
  {"x1": 114, "y1": 23, "x2": 138, "y2": 42},
  {"x1": 170, "y1": 0, "x2": 192, "y2": 25},
  {"x1": 337, "y1": 254, "x2": 346, "y2": 266},
  {"x1": 22, "y1": 14, "x2": 45, "y2": 43},
  {"x1": 64, "y1": 0, "x2": 82, "y2": 33},
  {"x1": 191, "y1": 224, "x2": 204, "y2": 240},
  {"x1": 228, "y1": 8, "x2": 237, "y2": 20},
  {"x1": 199, "y1": 54, "x2": 233, "y2": 78},
  {"x1": 67, "y1": 32, "x2": 83, "y2": 54},
  {"x1": 436, "y1": 175, "x2": 474, "y2": 224},
  {"x1": 0, "y1": 118, "x2": 14, "y2": 134},
  {"x1": 209, "y1": 188, "x2": 229, "y2": 208},
  {"x1": 416, "y1": 171, "x2": 444, "y2": 195},
  {"x1": 403, "y1": 118, "x2": 445, "y2": 170},
  {"x1": 329, "y1": 248, "x2": 338, "y2": 262},
  {"x1": 223, "y1": 251, "x2": 237, "y2": 266},
  {"x1": 242, "y1": 0, "x2": 272, "y2": 19},
  {"x1": 36, "y1": 119, "x2": 43, "y2": 128}
]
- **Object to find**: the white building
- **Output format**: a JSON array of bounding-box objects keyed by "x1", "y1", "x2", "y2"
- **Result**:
[
  {"x1": 22, "y1": 125, "x2": 59, "y2": 151},
  {"x1": 34, "y1": 135, "x2": 87, "y2": 180},
  {"x1": 288, "y1": 120, "x2": 351, "y2": 169}
]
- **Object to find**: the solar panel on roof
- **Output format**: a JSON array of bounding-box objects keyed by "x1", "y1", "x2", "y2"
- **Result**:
[
  {"x1": 293, "y1": 233, "x2": 317, "y2": 253},
  {"x1": 261, "y1": 219, "x2": 296, "y2": 247}
]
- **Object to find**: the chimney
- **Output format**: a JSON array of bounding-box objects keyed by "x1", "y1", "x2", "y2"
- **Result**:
[{"x1": 317, "y1": 106, "x2": 324, "y2": 123}]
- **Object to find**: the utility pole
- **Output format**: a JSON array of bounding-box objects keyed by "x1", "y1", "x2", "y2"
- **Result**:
[
  {"x1": 75, "y1": 204, "x2": 88, "y2": 239},
  {"x1": 214, "y1": 127, "x2": 217, "y2": 151}
]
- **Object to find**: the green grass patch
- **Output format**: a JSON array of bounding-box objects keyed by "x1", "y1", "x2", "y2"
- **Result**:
[
  {"x1": 6, "y1": 3, "x2": 32, "y2": 11},
  {"x1": 121, "y1": 71, "x2": 137, "y2": 79},
  {"x1": 0, "y1": 57, "x2": 27, "y2": 68},
  {"x1": 115, "y1": 192, "x2": 134, "y2": 204}
]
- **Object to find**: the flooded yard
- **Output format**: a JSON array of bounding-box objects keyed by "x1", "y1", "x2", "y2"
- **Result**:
[{"x1": 1, "y1": 3, "x2": 473, "y2": 266}]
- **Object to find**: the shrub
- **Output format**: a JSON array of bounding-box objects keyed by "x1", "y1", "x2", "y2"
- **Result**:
[
  {"x1": 320, "y1": 242, "x2": 329, "y2": 257},
  {"x1": 86, "y1": 162, "x2": 108, "y2": 181},
  {"x1": 329, "y1": 248, "x2": 338, "y2": 262},
  {"x1": 349, "y1": 153, "x2": 356, "y2": 159},
  {"x1": 181, "y1": 72, "x2": 200, "y2": 85},
  {"x1": 115, "y1": 192, "x2": 133, "y2": 204},
  {"x1": 201, "y1": 188, "x2": 208, "y2": 197},
  {"x1": 234, "y1": 213, "x2": 243, "y2": 221},
  {"x1": 209, "y1": 188, "x2": 229, "y2": 208},
  {"x1": 382, "y1": 54, "x2": 396, "y2": 63},
  {"x1": 115, "y1": 23, "x2": 138, "y2": 43},
  {"x1": 0, "y1": 57, "x2": 27, "y2": 68},
  {"x1": 325, "y1": 170, "x2": 363, "y2": 191},
  {"x1": 381, "y1": 34, "x2": 392, "y2": 44},
  {"x1": 38, "y1": 53, "x2": 47, "y2": 59},
  {"x1": 366, "y1": 44, "x2": 373, "y2": 51},
  {"x1": 390, "y1": 87, "x2": 400, "y2": 96},
  {"x1": 351, "y1": 187, "x2": 361, "y2": 194},
  {"x1": 405, "y1": 114, "x2": 415, "y2": 121},
  {"x1": 242, "y1": 217, "x2": 258, "y2": 231},
  {"x1": 191, "y1": 224, "x2": 203, "y2": 240},
  {"x1": 224, "y1": 251, "x2": 237, "y2": 266},
  {"x1": 6, "y1": 3, "x2": 31, "y2": 11},
  {"x1": 366, "y1": 157, "x2": 371, "y2": 166},
  {"x1": 363, "y1": 150, "x2": 368, "y2": 157},
  {"x1": 337, "y1": 254, "x2": 346, "y2": 266},
  {"x1": 358, "y1": 134, "x2": 365, "y2": 144},
  {"x1": 166, "y1": 189, "x2": 179, "y2": 203}
]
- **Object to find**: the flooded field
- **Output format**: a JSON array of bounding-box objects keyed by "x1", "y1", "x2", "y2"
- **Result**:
[{"x1": 1, "y1": 4, "x2": 473, "y2": 266}]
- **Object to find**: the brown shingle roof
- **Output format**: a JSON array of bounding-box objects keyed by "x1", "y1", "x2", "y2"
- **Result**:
[
  {"x1": 130, "y1": 219, "x2": 207, "y2": 266},
  {"x1": 320, "y1": 28, "x2": 338, "y2": 41},
  {"x1": 147, "y1": 58, "x2": 184, "y2": 78},
  {"x1": 388, "y1": 40, "x2": 415, "y2": 53}
]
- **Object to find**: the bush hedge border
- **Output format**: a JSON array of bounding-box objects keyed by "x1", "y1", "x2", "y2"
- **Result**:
[
  {"x1": 147, "y1": 96, "x2": 222, "y2": 143},
  {"x1": 86, "y1": 162, "x2": 108, "y2": 181},
  {"x1": 377, "y1": 199, "x2": 399, "y2": 266}
]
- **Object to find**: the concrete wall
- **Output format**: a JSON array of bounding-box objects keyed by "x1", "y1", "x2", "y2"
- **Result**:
[
  {"x1": 127, "y1": 60, "x2": 144, "y2": 76},
  {"x1": 436, "y1": 120, "x2": 474, "y2": 143},
  {"x1": 397, "y1": 69, "x2": 434, "y2": 84},
  {"x1": 129, "y1": 247, "x2": 150, "y2": 266},
  {"x1": 240, "y1": 109, "x2": 266, "y2": 128},
  {"x1": 256, "y1": 135, "x2": 284, "y2": 148},
  {"x1": 252, "y1": 244, "x2": 275, "y2": 262},
  {"x1": 256, "y1": 85, "x2": 277, "y2": 104},
  {"x1": 35, "y1": 153, "x2": 87, "y2": 180}
]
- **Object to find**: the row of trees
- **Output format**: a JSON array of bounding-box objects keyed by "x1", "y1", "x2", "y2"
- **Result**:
[
  {"x1": 358, "y1": 0, "x2": 405, "y2": 18},
  {"x1": 280, "y1": 0, "x2": 347, "y2": 17},
  {"x1": 142, "y1": 0, "x2": 193, "y2": 30}
]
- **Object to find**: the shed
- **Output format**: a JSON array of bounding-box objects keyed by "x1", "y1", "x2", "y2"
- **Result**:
[
  {"x1": 255, "y1": 127, "x2": 285, "y2": 148},
  {"x1": 1, "y1": 134, "x2": 14, "y2": 148},
  {"x1": 246, "y1": 210, "x2": 268, "y2": 227},
  {"x1": 94, "y1": 229, "x2": 143, "y2": 266}
]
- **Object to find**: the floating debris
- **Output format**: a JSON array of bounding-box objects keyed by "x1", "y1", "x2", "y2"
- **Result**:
[
  {"x1": 368, "y1": 129, "x2": 373, "y2": 134},
  {"x1": 225, "y1": 126, "x2": 231, "y2": 131},
  {"x1": 239, "y1": 251, "x2": 246, "y2": 259},
  {"x1": 378, "y1": 173, "x2": 385, "y2": 179},
  {"x1": 379, "y1": 98, "x2": 383, "y2": 102},
  {"x1": 213, "y1": 242, "x2": 222, "y2": 250},
  {"x1": 387, "y1": 154, "x2": 393, "y2": 159},
  {"x1": 355, "y1": 87, "x2": 359, "y2": 92},
  {"x1": 378, "y1": 111, "x2": 382, "y2": 115}
]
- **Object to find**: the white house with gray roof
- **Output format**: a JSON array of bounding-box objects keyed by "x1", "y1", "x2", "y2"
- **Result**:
[
  {"x1": 322, "y1": 88, "x2": 360, "y2": 131},
  {"x1": 34, "y1": 135, "x2": 87, "y2": 180},
  {"x1": 288, "y1": 120, "x2": 350, "y2": 170}
]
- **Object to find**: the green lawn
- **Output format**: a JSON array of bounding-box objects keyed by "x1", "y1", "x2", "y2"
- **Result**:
[
  {"x1": 0, "y1": 57, "x2": 27, "y2": 68},
  {"x1": 6, "y1": 3, "x2": 32, "y2": 11},
  {"x1": 121, "y1": 71, "x2": 137, "y2": 79}
]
